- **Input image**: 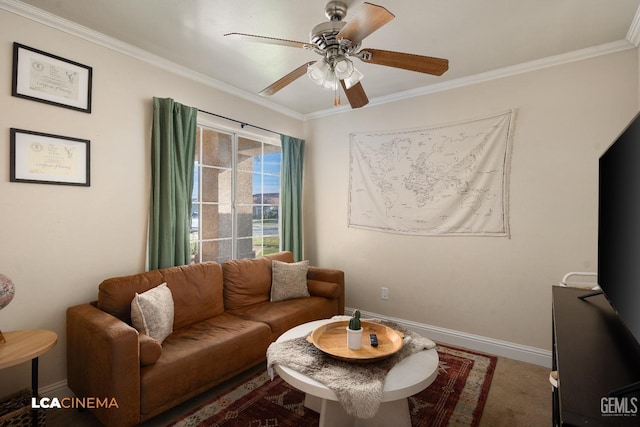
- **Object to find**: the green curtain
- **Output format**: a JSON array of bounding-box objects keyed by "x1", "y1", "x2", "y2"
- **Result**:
[
  {"x1": 148, "y1": 97, "x2": 197, "y2": 269},
  {"x1": 281, "y1": 135, "x2": 305, "y2": 261}
]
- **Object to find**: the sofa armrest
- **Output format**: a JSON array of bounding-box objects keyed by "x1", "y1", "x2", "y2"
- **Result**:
[
  {"x1": 307, "y1": 267, "x2": 345, "y2": 315},
  {"x1": 67, "y1": 303, "x2": 140, "y2": 427}
]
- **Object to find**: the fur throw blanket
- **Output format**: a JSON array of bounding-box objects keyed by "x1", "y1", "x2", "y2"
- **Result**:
[{"x1": 266, "y1": 317, "x2": 436, "y2": 419}]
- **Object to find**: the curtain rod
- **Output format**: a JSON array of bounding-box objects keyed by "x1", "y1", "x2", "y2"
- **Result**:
[{"x1": 197, "y1": 109, "x2": 281, "y2": 137}]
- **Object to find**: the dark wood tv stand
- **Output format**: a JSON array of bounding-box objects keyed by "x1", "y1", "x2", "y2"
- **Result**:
[{"x1": 552, "y1": 286, "x2": 640, "y2": 426}]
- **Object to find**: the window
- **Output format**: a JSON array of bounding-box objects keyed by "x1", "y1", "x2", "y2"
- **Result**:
[{"x1": 190, "y1": 121, "x2": 281, "y2": 263}]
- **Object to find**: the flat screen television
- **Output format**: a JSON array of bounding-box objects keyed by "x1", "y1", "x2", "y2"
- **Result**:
[{"x1": 598, "y1": 111, "x2": 640, "y2": 352}]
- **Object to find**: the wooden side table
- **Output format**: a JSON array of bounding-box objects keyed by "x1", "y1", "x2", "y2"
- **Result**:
[{"x1": 0, "y1": 330, "x2": 58, "y2": 427}]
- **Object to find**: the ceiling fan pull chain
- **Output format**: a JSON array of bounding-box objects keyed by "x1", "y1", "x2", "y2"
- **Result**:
[{"x1": 334, "y1": 80, "x2": 341, "y2": 106}]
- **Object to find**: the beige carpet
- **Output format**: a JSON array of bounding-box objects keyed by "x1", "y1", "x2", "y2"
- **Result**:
[
  {"x1": 479, "y1": 357, "x2": 551, "y2": 427},
  {"x1": 47, "y1": 354, "x2": 551, "y2": 426}
]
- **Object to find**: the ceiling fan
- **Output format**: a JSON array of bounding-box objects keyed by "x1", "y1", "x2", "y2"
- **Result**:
[{"x1": 225, "y1": 1, "x2": 448, "y2": 109}]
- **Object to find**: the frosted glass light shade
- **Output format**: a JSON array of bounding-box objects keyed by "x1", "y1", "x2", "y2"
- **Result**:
[
  {"x1": 343, "y1": 68, "x2": 363, "y2": 89},
  {"x1": 334, "y1": 56, "x2": 354, "y2": 80},
  {"x1": 307, "y1": 61, "x2": 329, "y2": 85},
  {"x1": 320, "y1": 71, "x2": 339, "y2": 91},
  {"x1": 308, "y1": 57, "x2": 363, "y2": 92}
]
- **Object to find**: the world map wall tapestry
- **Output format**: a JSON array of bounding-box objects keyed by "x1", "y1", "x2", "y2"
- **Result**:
[{"x1": 348, "y1": 110, "x2": 516, "y2": 237}]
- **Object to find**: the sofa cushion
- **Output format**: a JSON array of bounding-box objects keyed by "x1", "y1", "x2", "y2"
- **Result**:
[
  {"x1": 264, "y1": 251, "x2": 295, "y2": 263},
  {"x1": 222, "y1": 256, "x2": 273, "y2": 310},
  {"x1": 97, "y1": 262, "x2": 224, "y2": 330},
  {"x1": 222, "y1": 251, "x2": 298, "y2": 310},
  {"x1": 160, "y1": 263, "x2": 225, "y2": 330},
  {"x1": 98, "y1": 270, "x2": 164, "y2": 323},
  {"x1": 139, "y1": 313, "x2": 272, "y2": 417},
  {"x1": 228, "y1": 296, "x2": 338, "y2": 340},
  {"x1": 131, "y1": 283, "x2": 174, "y2": 342},
  {"x1": 270, "y1": 260, "x2": 310, "y2": 302}
]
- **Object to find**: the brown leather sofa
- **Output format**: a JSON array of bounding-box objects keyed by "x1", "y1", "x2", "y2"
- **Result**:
[{"x1": 66, "y1": 251, "x2": 344, "y2": 426}]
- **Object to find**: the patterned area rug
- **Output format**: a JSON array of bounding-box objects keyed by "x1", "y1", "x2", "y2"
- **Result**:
[{"x1": 168, "y1": 344, "x2": 497, "y2": 427}]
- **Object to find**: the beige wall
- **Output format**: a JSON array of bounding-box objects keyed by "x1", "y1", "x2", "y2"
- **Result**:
[
  {"x1": 1, "y1": 5, "x2": 638, "y2": 397},
  {"x1": 0, "y1": 9, "x2": 302, "y2": 396},
  {"x1": 303, "y1": 48, "x2": 639, "y2": 352}
]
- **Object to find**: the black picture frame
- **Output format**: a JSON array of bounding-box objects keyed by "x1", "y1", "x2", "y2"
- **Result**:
[
  {"x1": 12, "y1": 42, "x2": 92, "y2": 113},
  {"x1": 10, "y1": 128, "x2": 90, "y2": 187}
]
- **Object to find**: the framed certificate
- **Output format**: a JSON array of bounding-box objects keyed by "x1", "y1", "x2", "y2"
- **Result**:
[
  {"x1": 10, "y1": 128, "x2": 90, "y2": 187},
  {"x1": 12, "y1": 42, "x2": 92, "y2": 113}
]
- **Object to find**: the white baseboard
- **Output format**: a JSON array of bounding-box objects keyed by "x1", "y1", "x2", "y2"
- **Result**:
[
  {"x1": 345, "y1": 307, "x2": 552, "y2": 368},
  {"x1": 39, "y1": 379, "x2": 72, "y2": 399}
]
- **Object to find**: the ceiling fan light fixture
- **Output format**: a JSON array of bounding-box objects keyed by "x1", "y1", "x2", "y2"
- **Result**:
[
  {"x1": 307, "y1": 60, "x2": 340, "y2": 91},
  {"x1": 320, "y1": 68, "x2": 339, "y2": 91},
  {"x1": 343, "y1": 67, "x2": 363, "y2": 89},
  {"x1": 228, "y1": 1, "x2": 448, "y2": 110},
  {"x1": 307, "y1": 60, "x2": 329, "y2": 85},
  {"x1": 308, "y1": 55, "x2": 362, "y2": 93},
  {"x1": 333, "y1": 55, "x2": 354, "y2": 79}
]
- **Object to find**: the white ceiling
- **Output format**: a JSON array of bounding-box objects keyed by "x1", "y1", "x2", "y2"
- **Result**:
[{"x1": 7, "y1": 0, "x2": 640, "y2": 117}]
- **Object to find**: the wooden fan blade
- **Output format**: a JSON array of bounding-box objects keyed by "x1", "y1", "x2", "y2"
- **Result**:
[
  {"x1": 360, "y1": 48, "x2": 449, "y2": 76},
  {"x1": 224, "y1": 32, "x2": 316, "y2": 50},
  {"x1": 337, "y1": 2, "x2": 394, "y2": 46},
  {"x1": 259, "y1": 61, "x2": 316, "y2": 96},
  {"x1": 340, "y1": 80, "x2": 369, "y2": 109}
]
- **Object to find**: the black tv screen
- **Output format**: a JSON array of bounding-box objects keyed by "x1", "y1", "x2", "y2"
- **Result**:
[{"x1": 598, "y1": 111, "x2": 640, "y2": 345}]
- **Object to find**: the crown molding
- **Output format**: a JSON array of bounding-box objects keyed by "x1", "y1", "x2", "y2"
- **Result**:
[
  {"x1": 305, "y1": 38, "x2": 636, "y2": 120},
  {"x1": 373, "y1": 39, "x2": 634, "y2": 105},
  {"x1": 627, "y1": 4, "x2": 640, "y2": 47},
  {"x1": 0, "y1": 0, "x2": 305, "y2": 121},
  {"x1": 3, "y1": 0, "x2": 638, "y2": 122}
]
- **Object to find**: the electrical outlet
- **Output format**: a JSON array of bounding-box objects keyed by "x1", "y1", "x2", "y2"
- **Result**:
[{"x1": 380, "y1": 287, "x2": 389, "y2": 300}]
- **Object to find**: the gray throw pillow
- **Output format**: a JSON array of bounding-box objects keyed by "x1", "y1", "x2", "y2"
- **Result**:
[
  {"x1": 131, "y1": 282, "x2": 174, "y2": 343},
  {"x1": 270, "y1": 260, "x2": 310, "y2": 302}
]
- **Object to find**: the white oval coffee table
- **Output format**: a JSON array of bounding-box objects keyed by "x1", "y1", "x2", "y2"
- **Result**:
[{"x1": 274, "y1": 319, "x2": 439, "y2": 427}]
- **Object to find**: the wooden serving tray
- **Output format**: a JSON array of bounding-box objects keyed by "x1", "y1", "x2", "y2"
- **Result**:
[{"x1": 306, "y1": 320, "x2": 404, "y2": 362}]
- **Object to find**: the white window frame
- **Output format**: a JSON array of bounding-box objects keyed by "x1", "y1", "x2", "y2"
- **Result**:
[{"x1": 192, "y1": 114, "x2": 281, "y2": 262}]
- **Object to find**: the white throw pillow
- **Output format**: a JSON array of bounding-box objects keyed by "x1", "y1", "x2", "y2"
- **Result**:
[
  {"x1": 270, "y1": 260, "x2": 310, "y2": 302},
  {"x1": 131, "y1": 283, "x2": 174, "y2": 343}
]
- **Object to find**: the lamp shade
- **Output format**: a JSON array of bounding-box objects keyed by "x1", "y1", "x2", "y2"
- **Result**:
[
  {"x1": 307, "y1": 55, "x2": 364, "y2": 101},
  {"x1": 333, "y1": 56, "x2": 354, "y2": 80},
  {"x1": 307, "y1": 60, "x2": 329, "y2": 85},
  {"x1": 307, "y1": 60, "x2": 340, "y2": 91},
  {"x1": 343, "y1": 67, "x2": 363, "y2": 89},
  {"x1": 320, "y1": 70, "x2": 339, "y2": 91}
]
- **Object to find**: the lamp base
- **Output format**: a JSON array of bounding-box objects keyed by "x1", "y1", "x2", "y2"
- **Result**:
[{"x1": 0, "y1": 330, "x2": 5, "y2": 344}]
